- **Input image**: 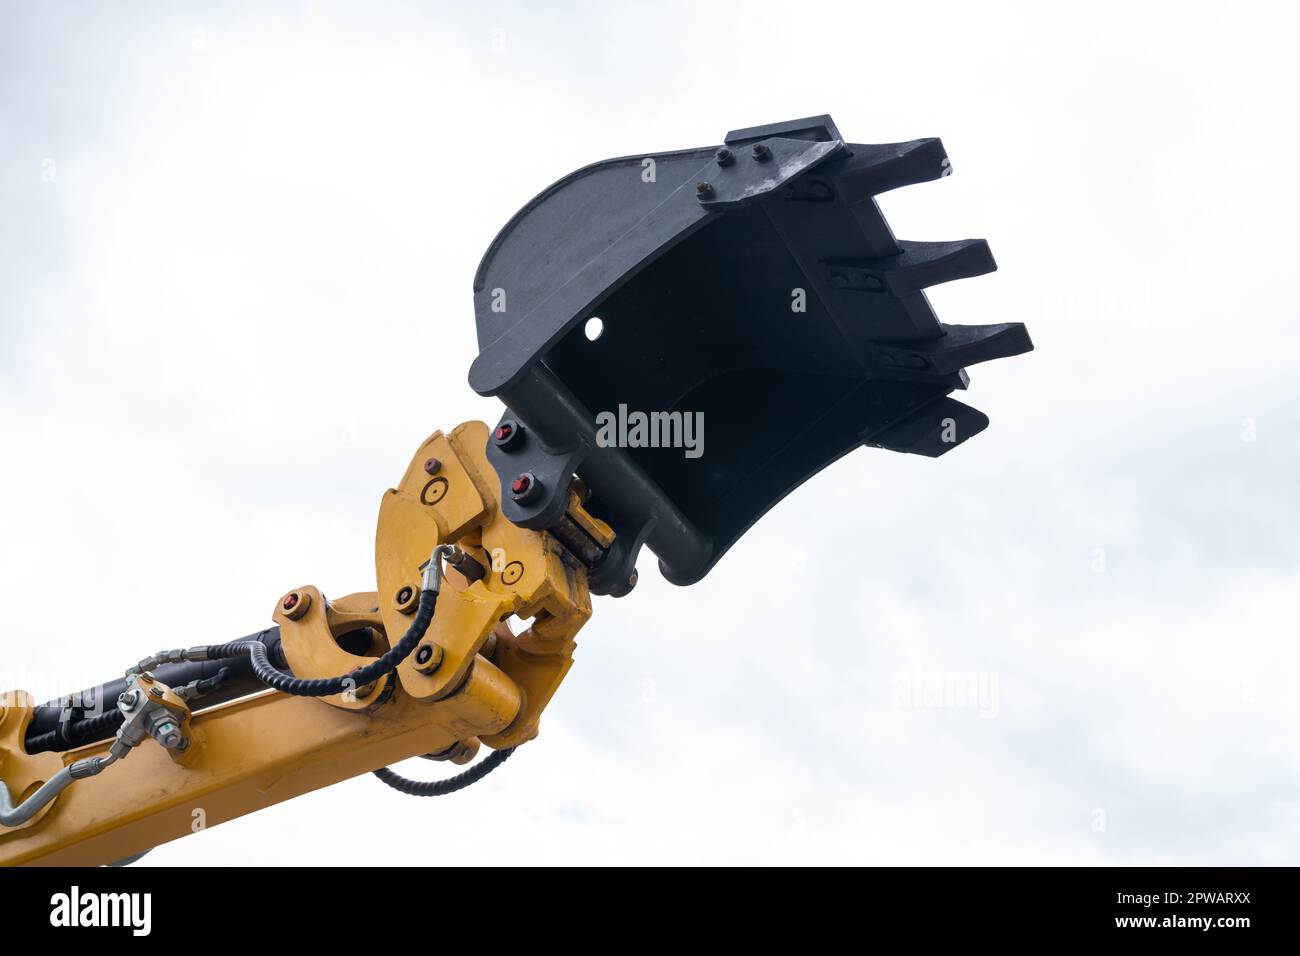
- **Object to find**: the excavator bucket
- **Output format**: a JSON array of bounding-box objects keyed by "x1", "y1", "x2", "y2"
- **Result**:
[{"x1": 470, "y1": 115, "x2": 1032, "y2": 596}]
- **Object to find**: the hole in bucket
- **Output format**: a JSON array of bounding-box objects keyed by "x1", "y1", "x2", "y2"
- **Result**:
[{"x1": 584, "y1": 316, "x2": 604, "y2": 341}]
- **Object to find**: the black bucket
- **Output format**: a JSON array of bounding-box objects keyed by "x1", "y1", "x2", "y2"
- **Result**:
[{"x1": 470, "y1": 115, "x2": 1031, "y2": 595}]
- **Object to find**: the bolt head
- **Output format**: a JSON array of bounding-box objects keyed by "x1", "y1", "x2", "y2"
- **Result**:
[
  {"x1": 492, "y1": 420, "x2": 523, "y2": 450},
  {"x1": 153, "y1": 718, "x2": 182, "y2": 749},
  {"x1": 695, "y1": 180, "x2": 714, "y2": 198},
  {"x1": 715, "y1": 147, "x2": 734, "y2": 167},
  {"x1": 504, "y1": 473, "x2": 540, "y2": 509},
  {"x1": 281, "y1": 590, "x2": 311, "y2": 620},
  {"x1": 752, "y1": 143, "x2": 772, "y2": 161},
  {"x1": 423, "y1": 457, "x2": 441, "y2": 475},
  {"x1": 491, "y1": 418, "x2": 527, "y2": 447},
  {"x1": 150, "y1": 686, "x2": 165, "y2": 698},
  {"x1": 509, "y1": 471, "x2": 543, "y2": 505},
  {"x1": 413, "y1": 642, "x2": 443, "y2": 671},
  {"x1": 118, "y1": 690, "x2": 137, "y2": 707},
  {"x1": 394, "y1": 584, "x2": 418, "y2": 615}
]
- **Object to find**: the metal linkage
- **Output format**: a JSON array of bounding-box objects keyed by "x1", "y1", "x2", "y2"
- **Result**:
[{"x1": 114, "y1": 674, "x2": 194, "y2": 755}]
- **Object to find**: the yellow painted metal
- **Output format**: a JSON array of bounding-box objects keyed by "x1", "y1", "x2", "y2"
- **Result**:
[
  {"x1": 0, "y1": 420, "x2": 594, "y2": 866},
  {"x1": 275, "y1": 588, "x2": 392, "y2": 711},
  {"x1": 375, "y1": 421, "x2": 591, "y2": 748},
  {"x1": 129, "y1": 673, "x2": 200, "y2": 768},
  {"x1": 0, "y1": 661, "x2": 522, "y2": 866},
  {"x1": 0, "y1": 692, "x2": 65, "y2": 834},
  {"x1": 566, "y1": 482, "x2": 616, "y2": 549}
]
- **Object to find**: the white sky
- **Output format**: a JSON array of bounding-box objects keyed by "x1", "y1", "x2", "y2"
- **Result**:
[{"x1": 2, "y1": 0, "x2": 1297, "y2": 864}]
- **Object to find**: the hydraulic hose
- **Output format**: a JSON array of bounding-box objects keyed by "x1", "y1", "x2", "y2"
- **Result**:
[
  {"x1": 14, "y1": 545, "x2": 514, "y2": 806},
  {"x1": 25, "y1": 630, "x2": 282, "y2": 752},
  {"x1": 205, "y1": 588, "x2": 437, "y2": 696},
  {"x1": 205, "y1": 545, "x2": 451, "y2": 698},
  {"x1": 372, "y1": 747, "x2": 516, "y2": 796},
  {"x1": 23, "y1": 710, "x2": 125, "y2": 757},
  {"x1": 0, "y1": 752, "x2": 119, "y2": 828}
]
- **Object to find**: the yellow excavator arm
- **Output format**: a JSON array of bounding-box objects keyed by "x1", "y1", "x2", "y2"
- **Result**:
[
  {"x1": 1, "y1": 423, "x2": 595, "y2": 865},
  {"x1": 1, "y1": 114, "x2": 1032, "y2": 866}
]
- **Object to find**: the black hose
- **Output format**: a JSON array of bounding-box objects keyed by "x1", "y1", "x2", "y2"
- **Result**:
[
  {"x1": 24, "y1": 710, "x2": 126, "y2": 756},
  {"x1": 25, "y1": 628, "x2": 284, "y2": 751},
  {"x1": 25, "y1": 667, "x2": 235, "y2": 755},
  {"x1": 372, "y1": 747, "x2": 516, "y2": 796},
  {"x1": 206, "y1": 588, "x2": 437, "y2": 697},
  {"x1": 188, "y1": 668, "x2": 232, "y2": 697}
]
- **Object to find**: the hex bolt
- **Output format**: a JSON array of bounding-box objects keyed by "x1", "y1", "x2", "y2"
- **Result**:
[
  {"x1": 281, "y1": 590, "x2": 310, "y2": 621},
  {"x1": 154, "y1": 720, "x2": 181, "y2": 748},
  {"x1": 695, "y1": 180, "x2": 714, "y2": 198},
  {"x1": 118, "y1": 690, "x2": 138, "y2": 707},
  {"x1": 510, "y1": 471, "x2": 543, "y2": 505},
  {"x1": 423, "y1": 457, "x2": 442, "y2": 475},
  {"x1": 752, "y1": 143, "x2": 772, "y2": 162},
  {"x1": 715, "y1": 147, "x2": 734, "y2": 167},
  {"x1": 150, "y1": 686, "x2": 165, "y2": 699},
  {"x1": 414, "y1": 642, "x2": 443, "y2": 672},
  {"x1": 394, "y1": 583, "x2": 420, "y2": 615},
  {"x1": 145, "y1": 708, "x2": 184, "y2": 749},
  {"x1": 492, "y1": 420, "x2": 523, "y2": 450}
]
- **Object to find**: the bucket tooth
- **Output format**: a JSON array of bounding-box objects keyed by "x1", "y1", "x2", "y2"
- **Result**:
[
  {"x1": 825, "y1": 239, "x2": 996, "y2": 299},
  {"x1": 873, "y1": 322, "x2": 1034, "y2": 377},
  {"x1": 866, "y1": 397, "x2": 989, "y2": 457},
  {"x1": 831, "y1": 138, "x2": 951, "y2": 202}
]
